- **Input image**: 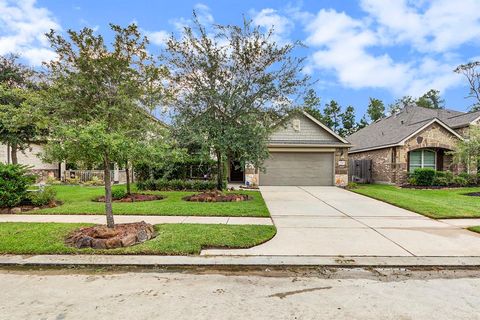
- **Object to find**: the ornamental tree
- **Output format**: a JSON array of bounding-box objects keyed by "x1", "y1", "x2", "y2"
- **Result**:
[
  {"x1": 163, "y1": 15, "x2": 309, "y2": 190},
  {"x1": 42, "y1": 24, "x2": 167, "y2": 227},
  {"x1": 0, "y1": 55, "x2": 47, "y2": 164}
]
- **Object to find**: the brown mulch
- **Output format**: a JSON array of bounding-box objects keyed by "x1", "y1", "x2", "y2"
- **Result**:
[
  {"x1": 183, "y1": 191, "x2": 252, "y2": 202},
  {"x1": 95, "y1": 193, "x2": 164, "y2": 203},
  {"x1": 464, "y1": 192, "x2": 480, "y2": 197},
  {"x1": 0, "y1": 201, "x2": 61, "y2": 214},
  {"x1": 65, "y1": 221, "x2": 156, "y2": 249}
]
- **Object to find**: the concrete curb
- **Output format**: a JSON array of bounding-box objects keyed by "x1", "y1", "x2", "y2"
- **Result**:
[{"x1": 2, "y1": 254, "x2": 480, "y2": 268}]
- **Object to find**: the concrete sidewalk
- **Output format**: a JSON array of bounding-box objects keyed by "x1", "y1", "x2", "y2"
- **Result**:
[
  {"x1": 0, "y1": 214, "x2": 273, "y2": 225},
  {"x1": 203, "y1": 186, "x2": 480, "y2": 257}
]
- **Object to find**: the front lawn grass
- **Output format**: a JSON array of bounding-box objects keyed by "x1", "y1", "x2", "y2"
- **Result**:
[
  {"x1": 351, "y1": 184, "x2": 480, "y2": 219},
  {"x1": 33, "y1": 185, "x2": 269, "y2": 217},
  {"x1": 468, "y1": 226, "x2": 480, "y2": 234},
  {"x1": 0, "y1": 222, "x2": 276, "y2": 255}
]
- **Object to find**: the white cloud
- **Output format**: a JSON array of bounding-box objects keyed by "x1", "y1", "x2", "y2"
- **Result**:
[
  {"x1": 251, "y1": 8, "x2": 294, "y2": 44},
  {"x1": 0, "y1": 0, "x2": 60, "y2": 66},
  {"x1": 300, "y1": 2, "x2": 475, "y2": 96},
  {"x1": 146, "y1": 30, "x2": 170, "y2": 46}
]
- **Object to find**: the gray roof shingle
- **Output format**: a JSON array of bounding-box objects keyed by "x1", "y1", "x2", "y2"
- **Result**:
[{"x1": 348, "y1": 106, "x2": 477, "y2": 152}]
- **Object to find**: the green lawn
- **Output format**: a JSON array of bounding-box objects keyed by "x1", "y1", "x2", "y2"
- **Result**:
[
  {"x1": 0, "y1": 222, "x2": 276, "y2": 255},
  {"x1": 351, "y1": 184, "x2": 480, "y2": 219},
  {"x1": 468, "y1": 226, "x2": 480, "y2": 234},
  {"x1": 33, "y1": 185, "x2": 269, "y2": 217}
]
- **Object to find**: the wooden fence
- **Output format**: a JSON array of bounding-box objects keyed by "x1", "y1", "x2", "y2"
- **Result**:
[
  {"x1": 348, "y1": 159, "x2": 372, "y2": 183},
  {"x1": 64, "y1": 170, "x2": 128, "y2": 184}
]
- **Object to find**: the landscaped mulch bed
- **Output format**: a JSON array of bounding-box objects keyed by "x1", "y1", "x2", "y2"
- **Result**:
[
  {"x1": 183, "y1": 191, "x2": 252, "y2": 202},
  {"x1": 0, "y1": 201, "x2": 61, "y2": 214},
  {"x1": 464, "y1": 192, "x2": 480, "y2": 197},
  {"x1": 94, "y1": 193, "x2": 164, "y2": 203},
  {"x1": 65, "y1": 221, "x2": 156, "y2": 249}
]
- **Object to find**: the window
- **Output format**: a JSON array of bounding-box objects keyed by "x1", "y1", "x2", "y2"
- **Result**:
[{"x1": 409, "y1": 150, "x2": 436, "y2": 172}]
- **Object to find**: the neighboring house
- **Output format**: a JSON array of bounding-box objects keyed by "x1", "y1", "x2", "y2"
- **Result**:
[
  {"x1": 230, "y1": 111, "x2": 352, "y2": 186},
  {"x1": 0, "y1": 143, "x2": 63, "y2": 181},
  {"x1": 347, "y1": 105, "x2": 480, "y2": 184}
]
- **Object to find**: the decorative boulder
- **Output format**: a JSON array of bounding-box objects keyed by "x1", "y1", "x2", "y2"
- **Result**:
[{"x1": 65, "y1": 221, "x2": 155, "y2": 249}]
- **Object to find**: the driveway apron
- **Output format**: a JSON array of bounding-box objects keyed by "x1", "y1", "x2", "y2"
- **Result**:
[{"x1": 202, "y1": 186, "x2": 480, "y2": 257}]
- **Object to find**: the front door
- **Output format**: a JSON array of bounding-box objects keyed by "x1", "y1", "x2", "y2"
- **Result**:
[{"x1": 229, "y1": 161, "x2": 244, "y2": 182}]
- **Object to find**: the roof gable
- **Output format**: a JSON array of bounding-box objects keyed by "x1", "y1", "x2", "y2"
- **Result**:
[{"x1": 270, "y1": 112, "x2": 350, "y2": 146}]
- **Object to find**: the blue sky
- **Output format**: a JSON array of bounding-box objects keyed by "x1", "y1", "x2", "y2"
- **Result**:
[{"x1": 2, "y1": 0, "x2": 480, "y2": 119}]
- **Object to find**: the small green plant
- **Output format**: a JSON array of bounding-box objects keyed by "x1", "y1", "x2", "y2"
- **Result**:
[
  {"x1": 83, "y1": 176, "x2": 104, "y2": 186},
  {"x1": 0, "y1": 164, "x2": 36, "y2": 208},
  {"x1": 452, "y1": 176, "x2": 468, "y2": 187},
  {"x1": 111, "y1": 188, "x2": 127, "y2": 199},
  {"x1": 27, "y1": 187, "x2": 57, "y2": 206},
  {"x1": 432, "y1": 176, "x2": 449, "y2": 186},
  {"x1": 65, "y1": 177, "x2": 80, "y2": 185},
  {"x1": 46, "y1": 176, "x2": 62, "y2": 185},
  {"x1": 458, "y1": 172, "x2": 478, "y2": 185},
  {"x1": 346, "y1": 182, "x2": 358, "y2": 189},
  {"x1": 409, "y1": 168, "x2": 436, "y2": 186}
]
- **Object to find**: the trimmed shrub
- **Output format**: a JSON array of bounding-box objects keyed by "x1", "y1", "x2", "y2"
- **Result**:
[
  {"x1": 111, "y1": 188, "x2": 127, "y2": 199},
  {"x1": 452, "y1": 176, "x2": 468, "y2": 187},
  {"x1": 137, "y1": 178, "x2": 218, "y2": 191},
  {"x1": 458, "y1": 172, "x2": 478, "y2": 185},
  {"x1": 410, "y1": 168, "x2": 436, "y2": 186},
  {"x1": 432, "y1": 176, "x2": 449, "y2": 186},
  {"x1": 27, "y1": 187, "x2": 57, "y2": 206},
  {"x1": 0, "y1": 164, "x2": 36, "y2": 208}
]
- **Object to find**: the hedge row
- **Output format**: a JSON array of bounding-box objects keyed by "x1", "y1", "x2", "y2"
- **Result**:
[
  {"x1": 137, "y1": 179, "x2": 224, "y2": 191},
  {"x1": 408, "y1": 168, "x2": 480, "y2": 187}
]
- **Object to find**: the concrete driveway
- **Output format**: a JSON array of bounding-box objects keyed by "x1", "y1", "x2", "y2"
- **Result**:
[{"x1": 203, "y1": 186, "x2": 480, "y2": 257}]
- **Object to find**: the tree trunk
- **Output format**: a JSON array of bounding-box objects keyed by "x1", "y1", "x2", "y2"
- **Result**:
[
  {"x1": 103, "y1": 155, "x2": 115, "y2": 228},
  {"x1": 125, "y1": 161, "x2": 131, "y2": 195},
  {"x1": 11, "y1": 143, "x2": 18, "y2": 165},
  {"x1": 216, "y1": 150, "x2": 223, "y2": 191}
]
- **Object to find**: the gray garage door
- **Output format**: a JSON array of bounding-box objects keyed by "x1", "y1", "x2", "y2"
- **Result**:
[{"x1": 260, "y1": 152, "x2": 334, "y2": 186}]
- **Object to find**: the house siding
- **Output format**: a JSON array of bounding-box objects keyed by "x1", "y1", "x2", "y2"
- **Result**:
[{"x1": 270, "y1": 114, "x2": 339, "y2": 143}]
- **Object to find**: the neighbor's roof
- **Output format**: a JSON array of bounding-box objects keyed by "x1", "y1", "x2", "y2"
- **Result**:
[{"x1": 348, "y1": 105, "x2": 475, "y2": 153}]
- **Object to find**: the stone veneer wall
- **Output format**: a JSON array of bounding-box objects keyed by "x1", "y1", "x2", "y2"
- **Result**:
[{"x1": 349, "y1": 122, "x2": 464, "y2": 184}]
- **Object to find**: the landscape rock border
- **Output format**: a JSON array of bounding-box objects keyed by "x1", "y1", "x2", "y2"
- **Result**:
[
  {"x1": 65, "y1": 221, "x2": 156, "y2": 249},
  {"x1": 0, "y1": 201, "x2": 62, "y2": 214}
]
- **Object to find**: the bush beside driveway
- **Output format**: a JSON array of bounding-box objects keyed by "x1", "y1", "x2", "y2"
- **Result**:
[{"x1": 351, "y1": 184, "x2": 480, "y2": 219}]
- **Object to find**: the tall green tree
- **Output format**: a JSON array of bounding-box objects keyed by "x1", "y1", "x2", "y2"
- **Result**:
[
  {"x1": 388, "y1": 95, "x2": 414, "y2": 115},
  {"x1": 163, "y1": 15, "x2": 309, "y2": 190},
  {"x1": 357, "y1": 115, "x2": 369, "y2": 130},
  {"x1": 452, "y1": 125, "x2": 480, "y2": 171},
  {"x1": 338, "y1": 105, "x2": 357, "y2": 137},
  {"x1": 454, "y1": 61, "x2": 480, "y2": 111},
  {"x1": 302, "y1": 89, "x2": 324, "y2": 122},
  {"x1": 0, "y1": 55, "x2": 46, "y2": 164},
  {"x1": 42, "y1": 24, "x2": 167, "y2": 228},
  {"x1": 323, "y1": 99, "x2": 341, "y2": 133},
  {"x1": 416, "y1": 89, "x2": 445, "y2": 109},
  {"x1": 366, "y1": 97, "x2": 385, "y2": 122}
]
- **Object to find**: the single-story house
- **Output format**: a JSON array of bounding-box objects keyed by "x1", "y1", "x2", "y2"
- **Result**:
[
  {"x1": 347, "y1": 105, "x2": 480, "y2": 184},
  {"x1": 230, "y1": 111, "x2": 352, "y2": 186},
  {"x1": 3, "y1": 111, "x2": 352, "y2": 187}
]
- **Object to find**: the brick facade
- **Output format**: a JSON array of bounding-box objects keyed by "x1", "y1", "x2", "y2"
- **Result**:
[{"x1": 349, "y1": 122, "x2": 465, "y2": 184}]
